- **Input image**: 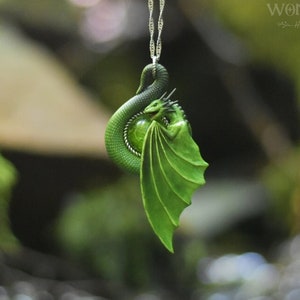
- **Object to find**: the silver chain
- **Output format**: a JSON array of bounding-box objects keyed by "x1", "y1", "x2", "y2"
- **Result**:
[{"x1": 148, "y1": 0, "x2": 165, "y2": 63}]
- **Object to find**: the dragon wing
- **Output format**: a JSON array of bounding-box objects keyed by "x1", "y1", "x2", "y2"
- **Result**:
[{"x1": 140, "y1": 121, "x2": 208, "y2": 252}]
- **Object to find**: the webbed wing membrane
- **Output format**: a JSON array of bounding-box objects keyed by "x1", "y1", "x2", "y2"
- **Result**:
[{"x1": 141, "y1": 121, "x2": 208, "y2": 252}]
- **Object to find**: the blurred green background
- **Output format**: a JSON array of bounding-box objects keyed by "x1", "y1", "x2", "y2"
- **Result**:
[{"x1": 1, "y1": 0, "x2": 300, "y2": 299}]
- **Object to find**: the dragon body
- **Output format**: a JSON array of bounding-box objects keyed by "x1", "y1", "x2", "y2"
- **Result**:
[
  {"x1": 105, "y1": 64, "x2": 169, "y2": 174},
  {"x1": 104, "y1": 63, "x2": 208, "y2": 252}
]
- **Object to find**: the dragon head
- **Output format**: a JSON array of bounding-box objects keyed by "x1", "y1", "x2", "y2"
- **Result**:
[{"x1": 144, "y1": 97, "x2": 177, "y2": 120}]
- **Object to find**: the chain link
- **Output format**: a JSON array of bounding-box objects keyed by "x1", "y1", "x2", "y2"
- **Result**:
[{"x1": 148, "y1": 0, "x2": 165, "y2": 63}]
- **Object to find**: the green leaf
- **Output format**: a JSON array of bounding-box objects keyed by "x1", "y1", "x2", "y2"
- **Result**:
[
  {"x1": 141, "y1": 121, "x2": 208, "y2": 252},
  {"x1": 0, "y1": 154, "x2": 19, "y2": 251}
]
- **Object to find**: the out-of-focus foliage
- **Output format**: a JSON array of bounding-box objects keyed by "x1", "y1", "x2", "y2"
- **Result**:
[
  {"x1": 0, "y1": 0, "x2": 300, "y2": 298},
  {"x1": 262, "y1": 147, "x2": 300, "y2": 232},
  {"x1": 210, "y1": 0, "x2": 300, "y2": 101},
  {"x1": 211, "y1": 0, "x2": 300, "y2": 77},
  {"x1": 56, "y1": 176, "x2": 211, "y2": 292},
  {"x1": 0, "y1": 0, "x2": 78, "y2": 31},
  {"x1": 56, "y1": 177, "x2": 154, "y2": 286},
  {"x1": 205, "y1": 0, "x2": 300, "y2": 237},
  {"x1": 0, "y1": 154, "x2": 18, "y2": 251},
  {"x1": 85, "y1": 55, "x2": 143, "y2": 111}
]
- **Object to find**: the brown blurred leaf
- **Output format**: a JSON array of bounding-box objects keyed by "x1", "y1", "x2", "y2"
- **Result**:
[{"x1": 0, "y1": 25, "x2": 110, "y2": 158}]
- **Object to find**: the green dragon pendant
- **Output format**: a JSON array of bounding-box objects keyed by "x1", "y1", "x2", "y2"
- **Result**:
[{"x1": 105, "y1": 64, "x2": 208, "y2": 252}]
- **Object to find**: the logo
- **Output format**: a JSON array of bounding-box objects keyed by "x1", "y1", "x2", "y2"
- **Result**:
[
  {"x1": 267, "y1": 3, "x2": 300, "y2": 29},
  {"x1": 267, "y1": 3, "x2": 300, "y2": 16}
]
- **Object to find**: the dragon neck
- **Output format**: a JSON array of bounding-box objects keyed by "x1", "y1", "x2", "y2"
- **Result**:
[{"x1": 105, "y1": 63, "x2": 169, "y2": 174}]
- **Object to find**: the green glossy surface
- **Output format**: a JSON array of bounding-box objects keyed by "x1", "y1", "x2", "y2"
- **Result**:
[
  {"x1": 105, "y1": 64, "x2": 169, "y2": 173},
  {"x1": 127, "y1": 114, "x2": 152, "y2": 154},
  {"x1": 105, "y1": 65, "x2": 208, "y2": 252},
  {"x1": 141, "y1": 100, "x2": 208, "y2": 252}
]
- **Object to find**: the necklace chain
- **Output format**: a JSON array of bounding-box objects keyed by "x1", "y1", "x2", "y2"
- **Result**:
[{"x1": 148, "y1": 0, "x2": 165, "y2": 63}]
